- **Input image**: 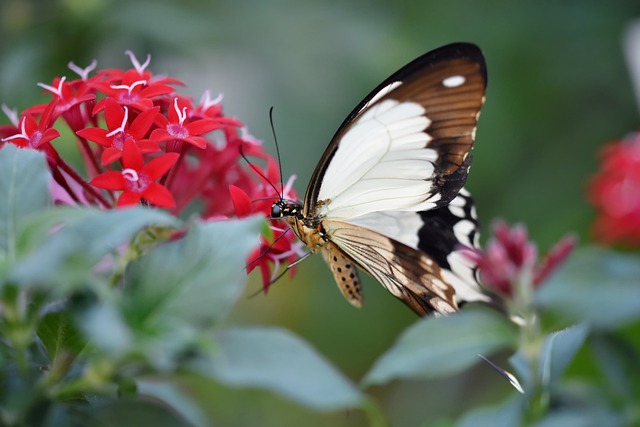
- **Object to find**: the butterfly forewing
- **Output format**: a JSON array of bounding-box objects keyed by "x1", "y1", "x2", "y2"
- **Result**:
[{"x1": 303, "y1": 43, "x2": 487, "y2": 220}]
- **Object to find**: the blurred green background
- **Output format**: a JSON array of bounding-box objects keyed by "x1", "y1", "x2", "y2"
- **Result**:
[{"x1": 1, "y1": 0, "x2": 639, "y2": 425}]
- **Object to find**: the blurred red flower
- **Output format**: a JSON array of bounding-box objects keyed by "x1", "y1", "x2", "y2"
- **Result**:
[
  {"x1": 588, "y1": 132, "x2": 640, "y2": 247},
  {"x1": 463, "y1": 220, "x2": 575, "y2": 297}
]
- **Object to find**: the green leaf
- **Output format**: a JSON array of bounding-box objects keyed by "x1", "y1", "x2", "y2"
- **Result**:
[
  {"x1": 362, "y1": 307, "x2": 517, "y2": 386},
  {"x1": 539, "y1": 323, "x2": 589, "y2": 390},
  {"x1": 537, "y1": 246, "x2": 640, "y2": 328},
  {"x1": 529, "y1": 407, "x2": 625, "y2": 427},
  {"x1": 38, "y1": 308, "x2": 86, "y2": 361},
  {"x1": 197, "y1": 326, "x2": 363, "y2": 411},
  {"x1": 455, "y1": 394, "x2": 524, "y2": 427},
  {"x1": 0, "y1": 145, "x2": 50, "y2": 262},
  {"x1": 77, "y1": 300, "x2": 133, "y2": 355},
  {"x1": 82, "y1": 398, "x2": 194, "y2": 427},
  {"x1": 136, "y1": 378, "x2": 209, "y2": 427},
  {"x1": 590, "y1": 333, "x2": 640, "y2": 397},
  {"x1": 124, "y1": 218, "x2": 261, "y2": 327},
  {"x1": 9, "y1": 207, "x2": 179, "y2": 293}
]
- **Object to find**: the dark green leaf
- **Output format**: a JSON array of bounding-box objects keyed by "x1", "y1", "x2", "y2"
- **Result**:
[
  {"x1": 37, "y1": 308, "x2": 85, "y2": 361},
  {"x1": 539, "y1": 323, "x2": 589, "y2": 390},
  {"x1": 82, "y1": 398, "x2": 194, "y2": 427},
  {"x1": 197, "y1": 326, "x2": 363, "y2": 411},
  {"x1": 590, "y1": 333, "x2": 640, "y2": 397},
  {"x1": 0, "y1": 145, "x2": 50, "y2": 262},
  {"x1": 455, "y1": 394, "x2": 524, "y2": 427},
  {"x1": 529, "y1": 406, "x2": 625, "y2": 427},
  {"x1": 136, "y1": 378, "x2": 208, "y2": 427},
  {"x1": 9, "y1": 207, "x2": 179, "y2": 293},
  {"x1": 77, "y1": 300, "x2": 133, "y2": 355},
  {"x1": 538, "y1": 247, "x2": 640, "y2": 328},
  {"x1": 125, "y1": 218, "x2": 261, "y2": 326},
  {"x1": 363, "y1": 307, "x2": 517, "y2": 386}
]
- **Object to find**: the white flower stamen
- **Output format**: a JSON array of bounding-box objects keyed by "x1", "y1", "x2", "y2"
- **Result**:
[
  {"x1": 173, "y1": 97, "x2": 187, "y2": 125},
  {"x1": 1, "y1": 104, "x2": 19, "y2": 127},
  {"x1": 1, "y1": 117, "x2": 28, "y2": 142},
  {"x1": 68, "y1": 60, "x2": 97, "y2": 81},
  {"x1": 199, "y1": 90, "x2": 224, "y2": 110},
  {"x1": 122, "y1": 168, "x2": 139, "y2": 182},
  {"x1": 110, "y1": 80, "x2": 146, "y2": 95},
  {"x1": 125, "y1": 51, "x2": 151, "y2": 74},
  {"x1": 37, "y1": 76, "x2": 67, "y2": 98},
  {"x1": 106, "y1": 106, "x2": 129, "y2": 137}
]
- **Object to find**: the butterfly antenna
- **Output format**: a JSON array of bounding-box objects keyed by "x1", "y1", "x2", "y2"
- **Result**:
[
  {"x1": 245, "y1": 227, "x2": 293, "y2": 271},
  {"x1": 269, "y1": 106, "x2": 286, "y2": 199},
  {"x1": 238, "y1": 144, "x2": 282, "y2": 199},
  {"x1": 246, "y1": 251, "x2": 313, "y2": 299}
]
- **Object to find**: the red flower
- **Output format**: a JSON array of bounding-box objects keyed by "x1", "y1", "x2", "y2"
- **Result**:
[
  {"x1": 588, "y1": 132, "x2": 640, "y2": 247},
  {"x1": 90, "y1": 142, "x2": 178, "y2": 208},
  {"x1": 4, "y1": 50, "x2": 302, "y2": 291},
  {"x1": 229, "y1": 161, "x2": 305, "y2": 290},
  {"x1": 149, "y1": 97, "x2": 222, "y2": 149},
  {"x1": 76, "y1": 98, "x2": 159, "y2": 165},
  {"x1": 1, "y1": 100, "x2": 60, "y2": 149},
  {"x1": 0, "y1": 105, "x2": 20, "y2": 142},
  {"x1": 462, "y1": 220, "x2": 575, "y2": 296}
]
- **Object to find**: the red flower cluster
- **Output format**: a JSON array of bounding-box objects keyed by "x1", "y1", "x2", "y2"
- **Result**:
[
  {"x1": 588, "y1": 132, "x2": 640, "y2": 247},
  {"x1": 0, "y1": 51, "x2": 302, "y2": 288},
  {"x1": 463, "y1": 221, "x2": 575, "y2": 296}
]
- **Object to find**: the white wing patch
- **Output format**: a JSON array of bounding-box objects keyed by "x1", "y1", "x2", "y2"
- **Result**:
[
  {"x1": 345, "y1": 211, "x2": 422, "y2": 249},
  {"x1": 317, "y1": 99, "x2": 438, "y2": 220},
  {"x1": 358, "y1": 81, "x2": 403, "y2": 113}
]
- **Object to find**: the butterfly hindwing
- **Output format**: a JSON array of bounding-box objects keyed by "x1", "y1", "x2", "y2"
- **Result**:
[
  {"x1": 322, "y1": 219, "x2": 458, "y2": 316},
  {"x1": 321, "y1": 242, "x2": 364, "y2": 308},
  {"x1": 326, "y1": 190, "x2": 497, "y2": 315}
]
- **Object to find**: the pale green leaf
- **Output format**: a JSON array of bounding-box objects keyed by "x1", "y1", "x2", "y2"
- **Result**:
[
  {"x1": 124, "y1": 218, "x2": 261, "y2": 326},
  {"x1": 198, "y1": 326, "x2": 363, "y2": 411},
  {"x1": 363, "y1": 307, "x2": 517, "y2": 386}
]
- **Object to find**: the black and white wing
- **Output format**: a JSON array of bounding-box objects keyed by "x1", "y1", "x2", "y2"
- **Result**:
[
  {"x1": 327, "y1": 190, "x2": 499, "y2": 316},
  {"x1": 303, "y1": 42, "x2": 487, "y2": 221},
  {"x1": 301, "y1": 43, "x2": 496, "y2": 315}
]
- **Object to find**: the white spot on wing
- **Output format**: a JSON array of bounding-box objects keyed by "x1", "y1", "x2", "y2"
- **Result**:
[{"x1": 442, "y1": 75, "x2": 465, "y2": 88}]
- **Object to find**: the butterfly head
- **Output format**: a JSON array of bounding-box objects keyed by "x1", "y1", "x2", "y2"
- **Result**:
[{"x1": 271, "y1": 200, "x2": 303, "y2": 219}]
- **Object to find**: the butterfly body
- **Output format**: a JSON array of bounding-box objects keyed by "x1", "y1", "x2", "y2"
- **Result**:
[{"x1": 272, "y1": 43, "x2": 499, "y2": 316}]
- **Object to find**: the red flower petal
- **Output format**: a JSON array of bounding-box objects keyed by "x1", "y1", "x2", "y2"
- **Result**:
[
  {"x1": 76, "y1": 128, "x2": 111, "y2": 147},
  {"x1": 144, "y1": 152, "x2": 179, "y2": 180},
  {"x1": 142, "y1": 182, "x2": 175, "y2": 208},
  {"x1": 90, "y1": 171, "x2": 126, "y2": 190},
  {"x1": 129, "y1": 107, "x2": 159, "y2": 140},
  {"x1": 117, "y1": 190, "x2": 142, "y2": 207},
  {"x1": 229, "y1": 185, "x2": 252, "y2": 217},
  {"x1": 185, "y1": 119, "x2": 221, "y2": 136},
  {"x1": 122, "y1": 140, "x2": 144, "y2": 170},
  {"x1": 101, "y1": 147, "x2": 123, "y2": 165},
  {"x1": 103, "y1": 98, "x2": 125, "y2": 130}
]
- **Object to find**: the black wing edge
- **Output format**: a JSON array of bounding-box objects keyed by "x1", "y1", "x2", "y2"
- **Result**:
[
  {"x1": 303, "y1": 42, "x2": 487, "y2": 215},
  {"x1": 335, "y1": 42, "x2": 487, "y2": 145},
  {"x1": 417, "y1": 190, "x2": 506, "y2": 314}
]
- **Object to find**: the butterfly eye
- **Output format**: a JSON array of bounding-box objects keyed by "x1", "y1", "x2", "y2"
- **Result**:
[{"x1": 271, "y1": 203, "x2": 283, "y2": 218}]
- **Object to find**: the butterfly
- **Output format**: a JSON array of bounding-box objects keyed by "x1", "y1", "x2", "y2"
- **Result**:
[{"x1": 271, "y1": 42, "x2": 500, "y2": 316}]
